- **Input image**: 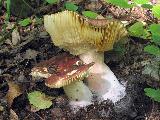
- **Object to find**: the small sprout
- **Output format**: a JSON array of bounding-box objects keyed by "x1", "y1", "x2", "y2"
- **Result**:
[
  {"x1": 82, "y1": 11, "x2": 98, "y2": 19},
  {"x1": 144, "y1": 88, "x2": 160, "y2": 102},
  {"x1": 45, "y1": 0, "x2": 59, "y2": 4},
  {"x1": 28, "y1": 91, "x2": 53, "y2": 110},
  {"x1": 19, "y1": 18, "x2": 32, "y2": 27},
  {"x1": 65, "y1": 2, "x2": 78, "y2": 12}
]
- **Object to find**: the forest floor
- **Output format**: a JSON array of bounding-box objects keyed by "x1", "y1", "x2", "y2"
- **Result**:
[{"x1": 0, "y1": 0, "x2": 160, "y2": 120}]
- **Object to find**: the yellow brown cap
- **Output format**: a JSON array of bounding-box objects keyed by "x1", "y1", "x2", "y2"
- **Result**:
[{"x1": 44, "y1": 10, "x2": 128, "y2": 55}]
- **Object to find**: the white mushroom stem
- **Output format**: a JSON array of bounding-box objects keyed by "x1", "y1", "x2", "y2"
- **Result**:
[
  {"x1": 63, "y1": 81, "x2": 93, "y2": 107},
  {"x1": 79, "y1": 51, "x2": 126, "y2": 103}
]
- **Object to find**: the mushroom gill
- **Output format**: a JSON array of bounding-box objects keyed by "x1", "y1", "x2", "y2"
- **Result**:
[{"x1": 44, "y1": 10, "x2": 127, "y2": 55}]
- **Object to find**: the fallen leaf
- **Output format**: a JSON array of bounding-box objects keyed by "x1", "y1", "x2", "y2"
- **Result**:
[
  {"x1": 24, "y1": 49, "x2": 38, "y2": 60},
  {"x1": 0, "y1": 105, "x2": 4, "y2": 112},
  {"x1": 142, "y1": 57, "x2": 160, "y2": 80},
  {"x1": 10, "y1": 109, "x2": 19, "y2": 120},
  {"x1": 11, "y1": 29, "x2": 20, "y2": 46},
  {"x1": 28, "y1": 91, "x2": 53, "y2": 111},
  {"x1": 6, "y1": 81, "x2": 22, "y2": 107}
]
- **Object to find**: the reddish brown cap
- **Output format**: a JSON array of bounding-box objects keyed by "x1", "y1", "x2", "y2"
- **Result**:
[{"x1": 31, "y1": 53, "x2": 94, "y2": 88}]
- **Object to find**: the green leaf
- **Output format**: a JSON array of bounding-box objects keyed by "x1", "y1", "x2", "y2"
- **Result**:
[
  {"x1": 6, "y1": 0, "x2": 11, "y2": 21},
  {"x1": 45, "y1": 0, "x2": 58, "y2": 4},
  {"x1": 19, "y1": 18, "x2": 32, "y2": 27},
  {"x1": 152, "y1": 5, "x2": 160, "y2": 18},
  {"x1": 133, "y1": 0, "x2": 149, "y2": 4},
  {"x1": 141, "y1": 4, "x2": 153, "y2": 9},
  {"x1": 82, "y1": 11, "x2": 98, "y2": 19},
  {"x1": 105, "y1": 0, "x2": 133, "y2": 8},
  {"x1": 152, "y1": 33, "x2": 160, "y2": 45},
  {"x1": 144, "y1": 88, "x2": 160, "y2": 102},
  {"x1": 128, "y1": 22, "x2": 144, "y2": 37},
  {"x1": 149, "y1": 24, "x2": 160, "y2": 44},
  {"x1": 149, "y1": 24, "x2": 160, "y2": 35},
  {"x1": 144, "y1": 45, "x2": 160, "y2": 56},
  {"x1": 141, "y1": 29, "x2": 150, "y2": 39},
  {"x1": 65, "y1": 2, "x2": 78, "y2": 12},
  {"x1": 28, "y1": 91, "x2": 53, "y2": 110}
]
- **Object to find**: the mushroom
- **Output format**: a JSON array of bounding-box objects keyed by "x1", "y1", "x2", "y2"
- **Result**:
[
  {"x1": 31, "y1": 54, "x2": 94, "y2": 107},
  {"x1": 44, "y1": 10, "x2": 128, "y2": 103}
]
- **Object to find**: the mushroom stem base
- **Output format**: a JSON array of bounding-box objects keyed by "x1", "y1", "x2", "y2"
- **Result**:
[
  {"x1": 79, "y1": 51, "x2": 126, "y2": 103},
  {"x1": 63, "y1": 81, "x2": 93, "y2": 107}
]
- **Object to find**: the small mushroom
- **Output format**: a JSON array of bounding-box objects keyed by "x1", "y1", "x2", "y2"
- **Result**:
[
  {"x1": 31, "y1": 54, "x2": 94, "y2": 107},
  {"x1": 44, "y1": 10, "x2": 128, "y2": 103}
]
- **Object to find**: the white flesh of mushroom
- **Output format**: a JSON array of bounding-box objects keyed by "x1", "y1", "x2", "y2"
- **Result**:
[
  {"x1": 63, "y1": 81, "x2": 93, "y2": 107},
  {"x1": 79, "y1": 51, "x2": 126, "y2": 103}
]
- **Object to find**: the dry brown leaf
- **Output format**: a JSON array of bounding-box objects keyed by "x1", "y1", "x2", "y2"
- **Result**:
[
  {"x1": 24, "y1": 49, "x2": 38, "y2": 60},
  {"x1": 11, "y1": 29, "x2": 21, "y2": 46},
  {"x1": 10, "y1": 109, "x2": 19, "y2": 120},
  {"x1": 0, "y1": 105, "x2": 4, "y2": 112},
  {"x1": 6, "y1": 81, "x2": 22, "y2": 107}
]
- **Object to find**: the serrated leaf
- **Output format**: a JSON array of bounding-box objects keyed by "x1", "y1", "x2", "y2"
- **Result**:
[
  {"x1": 152, "y1": 5, "x2": 160, "y2": 18},
  {"x1": 144, "y1": 45, "x2": 160, "y2": 56},
  {"x1": 45, "y1": 0, "x2": 58, "y2": 4},
  {"x1": 141, "y1": 4, "x2": 153, "y2": 9},
  {"x1": 133, "y1": 0, "x2": 149, "y2": 4},
  {"x1": 65, "y1": 2, "x2": 78, "y2": 12},
  {"x1": 19, "y1": 18, "x2": 32, "y2": 27},
  {"x1": 105, "y1": 0, "x2": 133, "y2": 8},
  {"x1": 144, "y1": 88, "x2": 160, "y2": 102},
  {"x1": 28, "y1": 91, "x2": 52, "y2": 110},
  {"x1": 82, "y1": 11, "x2": 98, "y2": 19},
  {"x1": 128, "y1": 22, "x2": 144, "y2": 37}
]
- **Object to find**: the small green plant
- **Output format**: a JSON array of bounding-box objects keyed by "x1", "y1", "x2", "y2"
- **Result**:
[
  {"x1": 6, "y1": 0, "x2": 11, "y2": 21},
  {"x1": 105, "y1": 0, "x2": 133, "y2": 8},
  {"x1": 28, "y1": 91, "x2": 53, "y2": 110},
  {"x1": 144, "y1": 88, "x2": 160, "y2": 102},
  {"x1": 18, "y1": 18, "x2": 32, "y2": 27},
  {"x1": 65, "y1": 2, "x2": 78, "y2": 12},
  {"x1": 82, "y1": 11, "x2": 98, "y2": 19},
  {"x1": 45, "y1": 0, "x2": 59, "y2": 4}
]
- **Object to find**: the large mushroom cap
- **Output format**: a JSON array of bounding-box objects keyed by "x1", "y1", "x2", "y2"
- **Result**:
[
  {"x1": 31, "y1": 53, "x2": 94, "y2": 88},
  {"x1": 44, "y1": 10, "x2": 128, "y2": 55}
]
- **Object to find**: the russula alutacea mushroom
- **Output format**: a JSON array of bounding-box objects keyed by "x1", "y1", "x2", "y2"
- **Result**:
[
  {"x1": 44, "y1": 10, "x2": 128, "y2": 103},
  {"x1": 31, "y1": 54, "x2": 94, "y2": 107}
]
